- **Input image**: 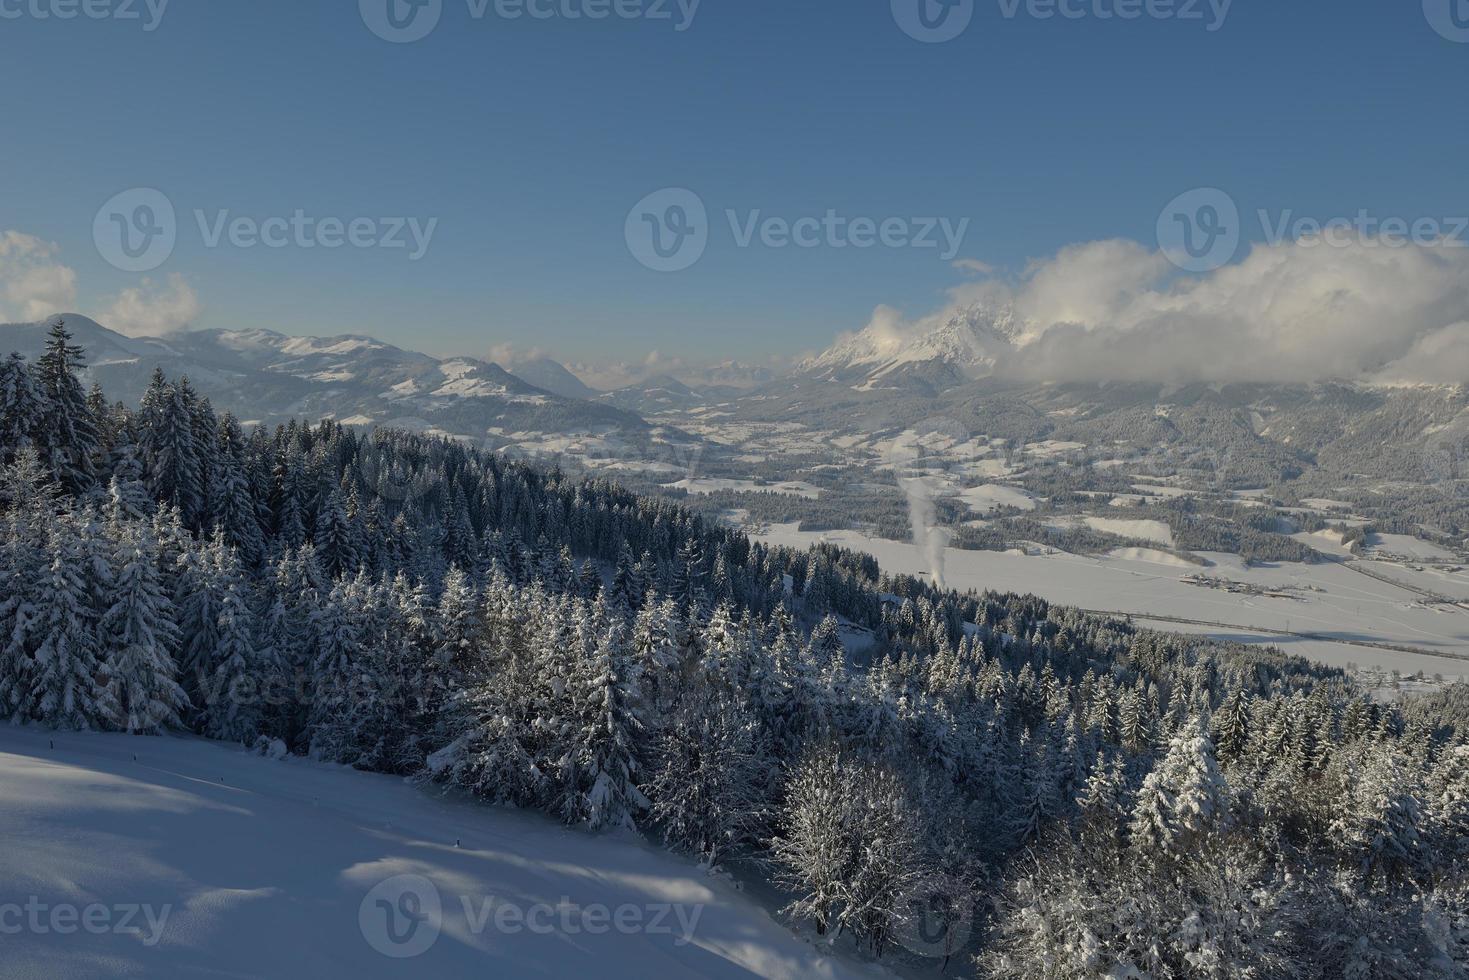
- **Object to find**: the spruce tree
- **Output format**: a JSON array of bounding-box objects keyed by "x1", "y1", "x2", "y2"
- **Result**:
[
  {"x1": 1213, "y1": 688, "x2": 1253, "y2": 766},
  {"x1": 559, "y1": 622, "x2": 647, "y2": 830},
  {"x1": 99, "y1": 533, "x2": 188, "y2": 733},
  {"x1": 210, "y1": 414, "x2": 264, "y2": 566},
  {"x1": 26, "y1": 544, "x2": 106, "y2": 729},
  {"x1": 0, "y1": 351, "x2": 44, "y2": 463},
  {"x1": 313, "y1": 487, "x2": 357, "y2": 580},
  {"x1": 34, "y1": 318, "x2": 99, "y2": 493},
  {"x1": 142, "y1": 375, "x2": 203, "y2": 527},
  {"x1": 200, "y1": 544, "x2": 271, "y2": 743},
  {"x1": 1129, "y1": 719, "x2": 1228, "y2": 864}
]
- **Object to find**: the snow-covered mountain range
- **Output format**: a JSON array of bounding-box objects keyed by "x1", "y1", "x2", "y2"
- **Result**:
[
  {"x1": 7, "y1": 309, "x2": 1465, "y2": 491},
  {"x1": 0, "y1": 316, "x2": 652, "y2": 449},
  {"x1": 800, "y1": 303, "x2": 1025, "y2": 388}
]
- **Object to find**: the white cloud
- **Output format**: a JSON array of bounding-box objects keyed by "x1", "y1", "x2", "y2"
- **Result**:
[
  {"x1": 103, "y1": 274, "x2": 202, "y2": 337},
  {"x1": 952, "y1": 258, "x2": 994, "y2": 276},
  {"x1": 875, "y1": 237, "x2": 1469, "y2": 384},
  {"x1": 564, "y1": 359, "x2": 656, "y2": 391},
  {"x1": 0, "y1": 230, "x2": 203, "y2": 336},
  {"x1": 0, "y1": 231, "x2": 78, "y2": 322},
  {"x1": 484, "y1": 342, "x2": 548, "y2": 367},
  {"x1": 1373, "y1": 322, "x2": 1469, "y2": 386}
]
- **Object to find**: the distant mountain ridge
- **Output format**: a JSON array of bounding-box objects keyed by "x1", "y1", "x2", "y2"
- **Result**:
[
  {"x1": 598, "y1": 374, "x2": 710, "y2": 414},
  {"x1": 0, "y1": 316, "x2": 655, "y2": 451},
  {"x1": 800, "y1": 303, "x2": 1025, "y2": 388},
  {"x1": 498, "y1": 355, "x2": 601, "y2": 401}
]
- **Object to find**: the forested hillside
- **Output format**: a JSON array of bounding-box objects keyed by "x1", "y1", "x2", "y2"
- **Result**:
[{"x1": 2, "y1": 318, "x2": 1467, "y2": 978}]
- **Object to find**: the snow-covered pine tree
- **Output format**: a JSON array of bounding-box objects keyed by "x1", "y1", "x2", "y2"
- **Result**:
[
  {"x1": 313, "y1": 486, "x2": 357, "y2": 581},
  {"x1": 627, "y1": 595, "x2": 677, "y2": 712},
  {"x1": 1213, "y1": 687, "x2": 1253, "y2": 766},
  {"x1": 307, "y1": 575, "x2": 367, "y2": 762},
  {"x1": 24, "y1": 535, "x2": 107, "y2": 728},
  {"x1": 0, "y1": 351, "x2": 45, "y2": 463},
  {"x1": 809, "y1": 614, "x2": 845, "y2": 679},
  {"x1": 270, "y1": 446, "x2": 308, "y2": 549},
  {"x1": 173, "y1": 535, "x2": 223, "y2": 715},
  {"x1": 210, "y1": 413, "x2": 265, "y2": 566},
  {"x1": 141, "y1": 372, "x2": 204, "y2": 528},
  {"x1": 1329, "y1": 739, "x2": 1426, "y2": 883},
  {"x1": 0, "y1": 450, "x2": 54, "y2": 720},
  {"x1": 437, "y1": 564, "x2": 481, "y2": 676},
  {"x1": 184, "y1": 382, "x2": 218, "y2": 523},
  {"x1": 1078, "y1": 751, "x2": 1127, "y2": 841},
  {"x1": 98, "y1": 530, "x2": 187, "y2": 733},
  {"x1": 1129, "y1": 718, "x2": 1229, "y2": 865},
  {"x1": 34, "y1": 318, "x2": 99, "y2": 493},
  {"x1": 442, "y1": 482, "x2": 476, "y2": 570},
  {"x1": 558, "y1": 621, "x2": 648, "y2": 830},
  {"x1": 1427, "y1": 744, "x2": 1469, "y2": 861},
  {"x1": 254, "y1": 592, "x2": 295, "y2": 740},
  {"x1": 105, "y1": 428, "x2": 155, "y2": 524},
  {"x1": 199, "y1": 543, "x2": 273, "y2": 743},
  {"x1": 608, "y1": 545, "x2": 643, "y2": 619}
]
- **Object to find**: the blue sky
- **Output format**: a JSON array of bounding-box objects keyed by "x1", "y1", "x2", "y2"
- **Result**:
[{"x1": 2, "y1": 0, "x2": 1466, "y2": 364}]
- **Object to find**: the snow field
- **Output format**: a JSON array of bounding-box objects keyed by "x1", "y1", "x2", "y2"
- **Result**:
[{"x1": 0, "y1": 727, "x2": 883, "y2": 980}]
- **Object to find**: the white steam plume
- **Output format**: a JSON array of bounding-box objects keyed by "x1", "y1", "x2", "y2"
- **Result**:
[{"x1": 886, "y1": 429, "x2": 950, "y2": 590}]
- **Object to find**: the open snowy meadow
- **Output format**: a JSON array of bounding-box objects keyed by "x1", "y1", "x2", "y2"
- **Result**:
[
  {"x1": 755, "y1": 523, "x2": 1469, "y2": 681},
  {"x1": 0, "y1": 726, "x2": 884, "y2": 980}
]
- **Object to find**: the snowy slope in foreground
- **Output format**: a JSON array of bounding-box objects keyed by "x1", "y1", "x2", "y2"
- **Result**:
[{"x1": 0, "y1": 727, "x2": 884, "y2": 980}]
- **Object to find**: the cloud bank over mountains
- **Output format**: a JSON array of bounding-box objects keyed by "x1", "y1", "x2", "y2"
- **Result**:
[
  {"x1": 843, "y1": 237, "x2": 1469, "y2": 386},
  {"x1": 7, "y1": 222, "x2": 1469, "y2": 389},
  {"x1": 0, "y1": 229, "x2": 202, "y2": 338}
]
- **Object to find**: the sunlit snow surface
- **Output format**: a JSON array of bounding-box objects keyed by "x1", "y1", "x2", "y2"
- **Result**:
[{"x1": 0, "y1": 727, "x2": 884, "y2": 980}]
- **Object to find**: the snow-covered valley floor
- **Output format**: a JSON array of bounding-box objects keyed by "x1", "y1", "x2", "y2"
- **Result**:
[
  {"x1": 0, "y1": 726, "x2": 884, "y2": 980},
  {"x1": 754, "y1": 524, "x2": 1469, "y2": 681}
]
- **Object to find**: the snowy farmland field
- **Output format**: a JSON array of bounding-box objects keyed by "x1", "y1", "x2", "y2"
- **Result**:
[
  {"x1": 0, "y1": 727, "x2": 882, "y2": 980},
  {"x1": 956, "y1": 484, "x2": 1035, "y2": 515},
  {"x1": 663, "y1": 478, "x2": 823, "y2": 500},
  {"x1": 754, "y1": 524, "x2": 1469, "y2": 681}
]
